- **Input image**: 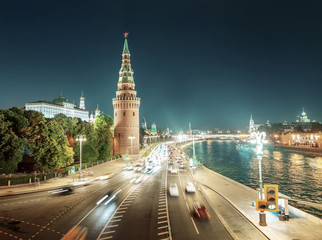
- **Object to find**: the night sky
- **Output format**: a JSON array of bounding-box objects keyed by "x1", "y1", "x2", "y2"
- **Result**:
[{"x1": 1, "y1": 0, "x2": 321, "y2": 131}]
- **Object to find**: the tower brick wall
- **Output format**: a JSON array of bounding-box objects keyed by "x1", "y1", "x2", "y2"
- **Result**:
[{"x1": 113, "y1": 34, "x2": 140, "y2": 155}]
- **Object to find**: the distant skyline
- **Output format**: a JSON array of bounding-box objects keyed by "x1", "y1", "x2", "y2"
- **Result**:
[{"x1": 1, "y1": 1, "x2": 321, "y2": 130}]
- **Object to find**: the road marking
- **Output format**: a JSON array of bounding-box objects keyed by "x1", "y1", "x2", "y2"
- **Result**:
[
  {"x1": 102, "y1": 230, "x2": 115, "y2": 234},
  {"x1": 106, "y1": 224, "x2": 118, "y2": 228},
  {"x1": 158, "y1": 216, "x2": 167, "y2": 219},
  {"x1": 112, "y1": 215, "x2": 123, "y2": 218},
  {"x1": 100, "y1": 236, "x2": 113, "y2": 239},
  {"x1": 158, "y1": 220, "x2": 168, "y2": 224},
  {"x1": 158, "y1": 226, "x2": 168, "y2": 229},
  {"x1": 186, "y1": 202, "x2": 190, "y2": 213},
  {"x1": 159, "y1": 208, "x2": 166, "y2": 211},
  {"x1": 190, "y1": 217, "x2": 199, "y2": 234},
  {"x1": 158, "y1": 231, "x2": 169, "y2": 236},
  {"x1": 121, "y1": 203, "x2": 130, "y2": 206},
  {"x1": 158, "y1": 211, "x2": 167, "y2": 215},
  {"x1": 110, "y1": 219, "x2": 121, "y2": 222},
  {"x1": 178, "y1": 172, "x2": 183, "y2": 188},
  {"x1": 118, "y1": 207, "x2": 127, "y2": 210},
  {"x1": 183, "y1": 192, "x2": 186, "y2": 200},
  {"x1": 116, "y1": 211, "x2": 126, "y2": 213}
]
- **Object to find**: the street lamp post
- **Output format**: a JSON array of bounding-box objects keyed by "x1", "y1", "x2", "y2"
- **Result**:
[
  {"x1": 128, "y1": 136, "x2": 135, "y2": 165},
  {"x1": 251, "y1": 131, "x2": 267, "y2": 226},
  {"x1": 76, "y1": 135, "x2": 86, "y2": 179}
]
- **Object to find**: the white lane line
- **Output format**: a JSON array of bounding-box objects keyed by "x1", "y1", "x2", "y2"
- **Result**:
[
  {"x1": 158, "y1": 226, "x2": 168, "y2": 229},
  {"x1": 112, "y1": 215, "x2": 123, "y2": 219},
  {"x1": 158, "y1": 211, "x2": 167, "y2": 215},
  {"x1": 158, "y1": 220, "x2": 168, "y2": 224},
  {"x1": 121, "y1": 203, "x2": 130, "y2": 206},
  {"x1": 118, "y1": 207, "x2": 127, "y2": 210},
  {"x1": 159, "y1": 208, "x2": 166, "y2": 211},
  {"x1": 106, "y1": 224, "x2": 118, "y2": 228},
  {"x1": 100, "y1": 236, "x2": 113, "y2": 240},
  {"x1": 116, "y1": 211, "x2": 126, "y2": 214},
  {"x1": 182, "y1": 192, "x2": 186, "y2": 200},
  {"x1": 102, "y1": 230, "x2": 115, "y2": 234},
  {"x1": 190, "y1": 217, "x2": 199, "y2": 234},
  {"x1": 158, "y1": 231, "x2": 169, "y2": 236},
  {"x1": 97, "y1": 184, "x2": 141, "y2": 240},
  {"x1": 110, "y1": 219, "x2": 121, "y2": 222},
  {"x1": 178, "y1": 171, "x2": 183, "y2": 188},
  {"x1": 158, "y1": 215, "x2": 167, "y2": 219},
  {"x1": 185, "y1": 202, "x2": 190, "y2": 213}
]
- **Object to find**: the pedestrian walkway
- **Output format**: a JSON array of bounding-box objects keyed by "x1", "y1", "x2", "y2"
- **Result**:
[{"x1": 193, "y1": 166, "x2": 322, "y2": 240}]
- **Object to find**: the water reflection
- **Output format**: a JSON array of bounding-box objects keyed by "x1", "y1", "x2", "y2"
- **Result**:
[{"x1": 185, "y1": 140, "x2": 322, "y2": 218}]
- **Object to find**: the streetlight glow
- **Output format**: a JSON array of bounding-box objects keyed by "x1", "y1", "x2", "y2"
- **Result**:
[
  {"x1": 76, "y1": 135, "x2": 86, "y2": 179},
  {"x1": 128, "y1": 136, "x2": 135, "y2": 165}
]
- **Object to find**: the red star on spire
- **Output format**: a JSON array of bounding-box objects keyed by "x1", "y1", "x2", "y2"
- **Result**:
[{"x1": 124, "y1": 32, "x2": 129, "y2": 38}]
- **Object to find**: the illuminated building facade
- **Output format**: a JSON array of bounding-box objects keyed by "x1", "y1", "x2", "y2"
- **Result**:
[
  {"x1": 113, "y1": 33, "x2": 141, "y2": 155},
  {"x1": 25, "y1": 93, "x2": 89, "y2": 122}
]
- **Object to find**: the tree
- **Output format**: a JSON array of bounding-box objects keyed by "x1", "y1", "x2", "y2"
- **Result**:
[
  {"x1": 24, "y1": 111, "x2": 74, "y2": 172},
  {"x1": 0, "y1": 112, "x2": 26, "y2": 174},
  {"x1": 94, "y1": 114, "x2": 113, "y2": 160},
  {"x1": 54, "y1": 114, "x2": 78, "y2": 147},
  {"x1": 2, "y1": 107, "x2": 29, "y2": 136}
]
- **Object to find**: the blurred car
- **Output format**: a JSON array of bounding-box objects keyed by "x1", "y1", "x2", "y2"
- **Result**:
[
  {"x1": 193, "y1": 202, "x2": 210, "y2": 219},
  {"x1": 171, "y1": 168, "x2": 178, "y2": 174},
  {"x1": 124, "y1": 165, "x2": 134, "y2": 171},
  {"x1": 185, "y1": 182, "x2": 196, "y2": 193},
  {"x1": 169, "y1": 183, "x2": 179, "y2": 196},
  {"x1": 61, "y1": 226, "x2": 87, "y2": 240},
  {"x1": 134, "y1": 175, "x2": 143, "y2": 184},
  {"x1": 179, "y1": 164, "x2": 184, "y2": 169}
]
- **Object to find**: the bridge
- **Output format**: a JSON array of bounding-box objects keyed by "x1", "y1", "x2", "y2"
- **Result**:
[{"x1": 174, "y1": 134, "x2": 250, "y2": 142}]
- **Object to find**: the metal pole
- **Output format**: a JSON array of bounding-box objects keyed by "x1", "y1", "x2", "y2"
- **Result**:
[
  {"x1": 131, "y1": 138, "x2": 133, "y2": 164},
  {"x1": 258, "y1": 155, "x2": 263, "y2": 197},
  {"x1": 79, "y1": 140, "x2": 82, "y2": 179}
]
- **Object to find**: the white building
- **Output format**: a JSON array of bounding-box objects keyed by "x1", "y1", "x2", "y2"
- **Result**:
[
  {"x1": 297, "y1": 108, "x2": 310, "y2": 123},
  {"x1": 25, "y1": 93, "x2": 89, "y2": 122}
]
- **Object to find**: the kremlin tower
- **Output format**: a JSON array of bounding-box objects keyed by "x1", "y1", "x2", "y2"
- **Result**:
[{"x1": 113, "y1": 33, "x2": 141, "y2": 155}]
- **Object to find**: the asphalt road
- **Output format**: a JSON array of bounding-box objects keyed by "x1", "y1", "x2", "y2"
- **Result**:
[{"x1": 0, "y1": 144, "x2": 234, "y2": 240}]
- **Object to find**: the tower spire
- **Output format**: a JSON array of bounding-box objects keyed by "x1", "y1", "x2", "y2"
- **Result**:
[
  {"x1": 79, "y1": 91, "x2": 85, "y2": 109},
  {"x1": 123, "y1": 32, "x2": 130, "y2": 53},
  {"x1": 119, "y1": 33, "x2": 134, "y2": 83}
]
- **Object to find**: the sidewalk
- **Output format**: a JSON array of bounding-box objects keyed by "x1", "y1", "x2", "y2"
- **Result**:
[
  {"x1": 0, "y1": 146, "x2": 150, "y2": 197},
  {"x1": 193, "y1": 166, "x2": 322, "y2": 240}
]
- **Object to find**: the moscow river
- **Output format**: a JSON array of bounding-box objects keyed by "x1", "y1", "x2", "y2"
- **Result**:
[{"x1": 184, "y1": 140, "x2": 322, "y2": 218}]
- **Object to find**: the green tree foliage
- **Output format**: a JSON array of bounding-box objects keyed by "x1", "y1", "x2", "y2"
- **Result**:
[
  {"x1": 0, "y1": 112, "x2": 26, "y2": 174},
  {"x1": 73, "y1": 120, "x2": 98, "y2": 163},
  {"x1": 2, "y1": 107, "x2": 29, "y2": 136},
  {"x1": 94, "y1": 114, "x2": 113, "y2": 160},
  {"x1": 24, "y1": 111, "x2": 74, "y2": 172},
  {"x1": 54, "y1": 114, "x2": 78, "y2": 146}
]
